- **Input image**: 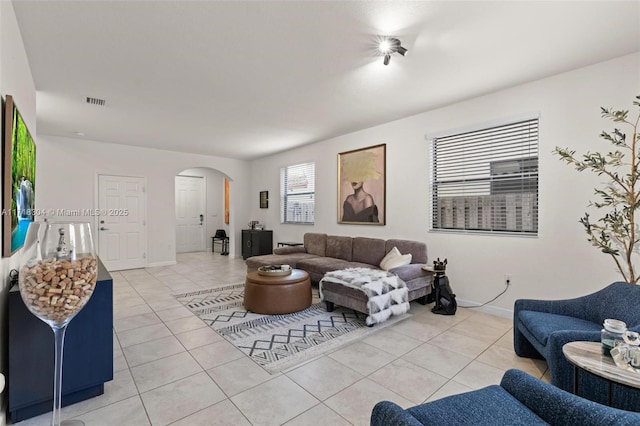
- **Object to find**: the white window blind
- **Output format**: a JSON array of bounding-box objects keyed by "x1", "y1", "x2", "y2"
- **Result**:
[
  {"x1": 431, "y1": 118, "x2": 539, "y2": 234},
  {"x1": 280, "y1": 162, "x2": 315, "y2": 224}
]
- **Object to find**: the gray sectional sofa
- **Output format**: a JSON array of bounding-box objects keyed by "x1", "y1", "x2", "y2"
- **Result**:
[{"x1": 245, "y1": 233, "x2": 434, "y2": 311}]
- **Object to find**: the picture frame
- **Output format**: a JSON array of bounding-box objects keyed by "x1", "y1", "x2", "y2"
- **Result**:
[
  {"x1": 3, "y1": 95, "x2": 37, "y2": 257},
  {"x1": 259, "y1": 191, "x2": 269, "y2": 209},
  {"x1": 338, "y1": 143, "x2": 385, "y2": 225},
  {"x1": 224, "y1": 178, "x2": 230, "y2": 224}
]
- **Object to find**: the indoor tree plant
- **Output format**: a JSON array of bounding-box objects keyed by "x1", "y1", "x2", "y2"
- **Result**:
[{"x1": 555, "y1": 96, "x2": 640, "y2": 283}]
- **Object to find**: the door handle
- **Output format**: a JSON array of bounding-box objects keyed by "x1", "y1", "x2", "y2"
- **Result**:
[
  {"x1": 200, "y1": 214, "x2": 204, "y2": 223},
  {"x1": 100, "y1": 227, "x2": 109, "y2": 231}
]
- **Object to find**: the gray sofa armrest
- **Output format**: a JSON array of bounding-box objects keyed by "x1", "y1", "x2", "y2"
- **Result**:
[
  {"x1": 390, "y1": 264, "x2": 431, "y2": 282},
  {"x1": 273, "y1": 246, "x2": 307, "y2": 255}
]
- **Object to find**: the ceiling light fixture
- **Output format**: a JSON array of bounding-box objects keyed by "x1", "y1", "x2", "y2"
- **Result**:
[{"x1": 378, "y1": 37, "x2": 408, "y2": 66}]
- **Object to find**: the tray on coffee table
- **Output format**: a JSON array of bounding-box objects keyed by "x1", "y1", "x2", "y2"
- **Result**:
[{"x1": 257, "y1": 265, "x2": 292, "y2": 276}]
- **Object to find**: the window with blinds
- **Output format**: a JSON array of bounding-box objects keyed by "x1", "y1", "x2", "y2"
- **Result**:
[
  {"x1": 280, "y1": 162, "x2": 315, "y2": 224},
  {"x1": 431, "y1": 117, "x2": 539, "y2": 234}
]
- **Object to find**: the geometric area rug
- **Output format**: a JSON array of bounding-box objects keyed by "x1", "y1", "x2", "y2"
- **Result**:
[{"x1": 174, "y1": 283, "x2": 410, "y2": 374}]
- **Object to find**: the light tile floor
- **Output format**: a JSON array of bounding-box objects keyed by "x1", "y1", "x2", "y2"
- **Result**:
[{"x1": 14, "y1": 252, "x2": 548, "y2": 426}]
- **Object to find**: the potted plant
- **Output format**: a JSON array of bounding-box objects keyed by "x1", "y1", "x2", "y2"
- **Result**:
[{"x1": 555, "y1": 96, "x2": 640, "y2": 283}]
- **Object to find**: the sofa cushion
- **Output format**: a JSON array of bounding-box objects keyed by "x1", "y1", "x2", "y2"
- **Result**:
[
  {"x1": 343, "y1": 262, "x2": 381, "y2": 270},
  {"x1": 273, "y1": 246, "x2": 307, "y2": 255},
  {"x1": 518, "y1": 310, "x2": 601, "y2": 346},
  {"x1": 326, "y1": 235, "x2": 352, "y2": 261},
  {"x1": 304, "y1": 233, "x2": 327, "y2": 256},
  {"x1": 391, "y1": 264, "x2": 430, "y2": 282},
  {"x1": 297, "y1": 257, "x2": 372, "y2": 277},
  {"x1": 386, "y1": 239, "x2": 427, "y2": 264},
  {"x1": 380, "y1": 247, "x2": 412, "y2": 271},
  {"x1": 245, "y1": 253, "x2": 319, "y2": 270},
  {"x1": 379, "y1": 247, "x2": 400, "y2": 268},
  {"x1": 321, "y1": 279, "x2": 369, "y2": 302},
  {"x1": 352, "y1": 237, "x2": 386, "y2": 265},
  {"x1": 405, "y1": 385, "x2": 548, "y2": 426}
]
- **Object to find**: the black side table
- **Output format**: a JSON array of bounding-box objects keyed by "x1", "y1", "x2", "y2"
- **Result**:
[{"x1": 211, "y1": 236, "x2": 229, "y2": 255}]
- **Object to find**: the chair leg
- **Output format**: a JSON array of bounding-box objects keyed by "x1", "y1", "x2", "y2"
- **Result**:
[{"x1": 326, "y1": 301, "x2": 334, "y2": 312}]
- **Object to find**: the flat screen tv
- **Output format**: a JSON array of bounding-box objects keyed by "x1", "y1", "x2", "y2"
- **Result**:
[{"x1": 3, "y1": 94, "x2": 36, "y2": 257}]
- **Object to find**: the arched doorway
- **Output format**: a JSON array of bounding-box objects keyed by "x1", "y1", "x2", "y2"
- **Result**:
[{"x1": 175, "y1": 167, "x2": 229, "y2": 253}]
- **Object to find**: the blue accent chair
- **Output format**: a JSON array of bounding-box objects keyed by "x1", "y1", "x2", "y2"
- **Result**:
[
  {"x1": 370, "y1": 369, "x2": 640, "y2": 426},
  {"x1": 514, "y1": 282, "x2": 640, "y2": 410}
]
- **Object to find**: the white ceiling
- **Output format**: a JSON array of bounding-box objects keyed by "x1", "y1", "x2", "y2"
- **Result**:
[{"x1": 12, "y1": 1, "x2": 640, "y2": 160}]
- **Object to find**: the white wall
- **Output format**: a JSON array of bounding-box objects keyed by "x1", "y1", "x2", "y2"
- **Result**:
[
  {"x1": 250, "y1": 52, "x2": 640, "y2": 317},
  {"x1": 0, "y1": 2, "x2": 37, "y2": 423},
  {"x1": 178, "y1": 167, "x2": 226, "y2": 251},
  {"x1": 0, "y1": 4, "x2": 250, "y2": 419},
  {"x1": 36, "y1": 137, "x2": 251, "y2": 264}
]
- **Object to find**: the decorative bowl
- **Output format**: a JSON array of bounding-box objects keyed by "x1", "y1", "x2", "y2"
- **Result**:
[{"x1": 257, "y1": 265, "x2": 292, "y2": 276}]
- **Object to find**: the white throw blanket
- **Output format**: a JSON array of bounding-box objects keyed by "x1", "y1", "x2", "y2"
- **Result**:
[{"x1": 319, "y1": 267, "x2": 410, "y2": 326}]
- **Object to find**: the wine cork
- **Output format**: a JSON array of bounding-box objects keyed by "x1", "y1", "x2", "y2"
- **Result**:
[{"x1": 20, "y1": 257, "x2": 97, "y2": 323}]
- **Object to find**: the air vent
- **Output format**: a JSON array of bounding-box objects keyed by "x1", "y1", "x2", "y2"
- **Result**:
[{"x1": 85, "y1": 97, "x2": 106, "y2": 107}]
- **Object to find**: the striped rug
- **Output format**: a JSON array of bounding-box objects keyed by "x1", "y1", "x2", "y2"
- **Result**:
[{"x1": 174, "y1": 283, "x2": 409, "y2": 373}]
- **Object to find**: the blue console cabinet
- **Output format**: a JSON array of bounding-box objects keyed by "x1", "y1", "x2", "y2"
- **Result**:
[{"x1": 8, "y1": 259, "x2": 113, "y2": 422}]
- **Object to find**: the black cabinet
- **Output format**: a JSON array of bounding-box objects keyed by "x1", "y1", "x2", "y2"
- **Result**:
[
  {"x1": 242, "y1": 229, "x2": 273, "y2": 259},
  {"x1": 8, "y1": 259, "x2": 114, "y2": 422}
]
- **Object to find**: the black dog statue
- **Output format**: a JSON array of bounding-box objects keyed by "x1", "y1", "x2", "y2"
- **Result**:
[{"x1": 428, "y1": 258, "x2": 457, "y2": 315}]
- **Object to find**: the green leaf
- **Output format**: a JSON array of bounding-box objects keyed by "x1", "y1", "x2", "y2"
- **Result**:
[{"x1": 561, "y1": 97, "x2": 640, "y2": 282}]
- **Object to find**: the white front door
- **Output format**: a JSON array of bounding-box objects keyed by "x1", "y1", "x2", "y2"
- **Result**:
[
  {"x1": 175, "y1": 175, "x2": 205, "y2": 253},
  {"x1": 97, "y1": 175, "x2": 146, "y2": 271}
]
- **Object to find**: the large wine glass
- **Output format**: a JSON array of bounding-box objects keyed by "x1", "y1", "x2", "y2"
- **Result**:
[{"x1": 19, "y1": 222, "x2": 97, "y2": 426}]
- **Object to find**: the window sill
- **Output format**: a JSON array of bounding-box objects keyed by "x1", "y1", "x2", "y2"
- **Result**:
[{"x1": 429, "y1": 228, "x2": 538, "y2": 238}]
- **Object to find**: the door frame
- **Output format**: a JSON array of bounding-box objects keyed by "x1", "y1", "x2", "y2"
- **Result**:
[
  {"x1": 94, "y1": 173, "x2": 148, "y2": 269},
  {"x1": 175, "y1": 174, "x2": 206, "y2": 253}
]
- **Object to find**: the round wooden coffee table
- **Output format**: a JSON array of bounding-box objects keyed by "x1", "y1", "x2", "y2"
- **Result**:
[{"x1": 244, "y1": 269, "x2": 312, "y2": 314}]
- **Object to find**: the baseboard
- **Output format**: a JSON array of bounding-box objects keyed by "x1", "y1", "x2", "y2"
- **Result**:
[
  {"x1": 146, "y1": 260, "x2": 177, "y2": 268},
  {"x1": 456, "y1": 298, "x2": 513, "y2": 319}
]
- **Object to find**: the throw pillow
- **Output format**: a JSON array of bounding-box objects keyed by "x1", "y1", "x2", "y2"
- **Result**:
[
  {"x1": 379, "y1": 247, "x2": 401, "y2": 269},
  {"x1": 383, "y1": 253, "x2": 412, "y2": 271},
  {"x1": 380, "y1": 247, "x2": 412, "y2": 271}
]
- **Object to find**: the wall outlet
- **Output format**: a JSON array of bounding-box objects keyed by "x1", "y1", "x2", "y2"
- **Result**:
[{"x1": 504, "y1": 274, "x2": 512, "y2": 286}]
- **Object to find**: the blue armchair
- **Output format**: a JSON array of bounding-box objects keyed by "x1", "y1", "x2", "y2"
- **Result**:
[
  {"x1": 370, "y1": 369, "x2": 640, "y2": 425},
  {"x1": 514, "y1": 281, "x2": 640, "y2": 410}
]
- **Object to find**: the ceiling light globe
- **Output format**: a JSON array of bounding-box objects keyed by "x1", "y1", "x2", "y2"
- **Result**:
[{"x1": 379, "y1": 40, "x2": 392, "y2": 54}]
